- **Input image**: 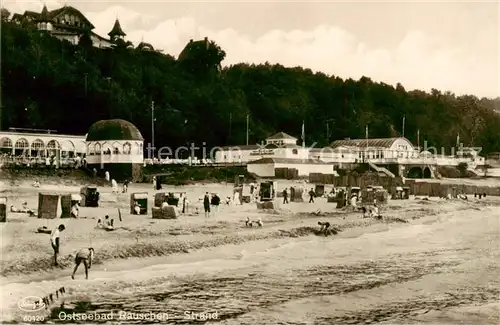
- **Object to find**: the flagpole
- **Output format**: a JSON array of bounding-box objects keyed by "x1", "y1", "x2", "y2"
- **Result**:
[
  {"x1": 302, "y1": 121, "x2": 305, "y2": 148},
  {"x1": 246, "y1": 113, "x2": 249, "y2": 146},
  {"x1": 402, "y1": 115, "x2": 405, "y2": 138},
  {"x1": 417, "y1": 129, "x2": 420, "y2": 150},
  {"x1": 365, "y1": 125, "x2": 368, "y2": 163}
]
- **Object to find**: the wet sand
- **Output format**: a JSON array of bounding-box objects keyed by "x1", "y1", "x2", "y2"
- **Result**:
[{"x1": 1, "y1": 179, "x2": 499, "y2": 324}]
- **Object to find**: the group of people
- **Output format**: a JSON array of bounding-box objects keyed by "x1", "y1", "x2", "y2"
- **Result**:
[
  {"x1": 50, "y1": 224, "x2": 96, "y2": 280},
  {"x1": 96, "y1": 215, "x2": 115, "y2": 230},
  {"x1": 245, "y1": 216, "x2": 263, "y2": 227},
  {"x1": 280, "y1": 187, "x2": 323, "y2": 204},
  {"x1": 360, "y1": 203, "x2": 381, "y2": 219},
  {"x1": 202, "y1": 192, "x2": 221, "y2": 217}
]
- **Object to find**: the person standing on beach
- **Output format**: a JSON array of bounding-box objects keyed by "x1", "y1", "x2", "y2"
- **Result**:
[
  {"x1": 309, "y1": 188, "x2": 316, "y2": 203},
  {"x1": 122, "y1": 180, "x2": 129, "y2": 193},
  {"x1": 51, "y1": 224, "x2": 65, "y2": 266},
  {"x1": 71, "y1": 247, "x2": 94, "y2": 280},
  {"x1": 203, "y1": 192, "x2": 211, "y2": 217},
  {"x1": 105, "y1": 170, "x2": 110, "y2": 182},
  {"x1": 282, "y1": 188, "x2": 289, "y2": 204}
]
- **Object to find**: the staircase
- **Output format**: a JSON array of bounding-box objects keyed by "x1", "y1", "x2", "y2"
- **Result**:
[{"x1": 368, "y1": 162, "x2": 395, "y2": 178}]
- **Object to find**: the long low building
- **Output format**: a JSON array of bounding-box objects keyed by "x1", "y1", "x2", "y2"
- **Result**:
[
  {"x1": 247, "y1": 158, "x2": 334, "y2": 177},
  {"x1": 0, "y1": 131, "x2": 86, "y2": 157}
]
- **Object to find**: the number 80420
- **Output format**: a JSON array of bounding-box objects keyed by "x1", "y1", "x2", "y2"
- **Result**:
[{"x1": 23, "y1": 314, "x2": 45, "y2": 322}]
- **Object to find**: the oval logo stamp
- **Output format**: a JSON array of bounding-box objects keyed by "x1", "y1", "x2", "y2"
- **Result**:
[{"x1": 18, "y1": 296, "x2": 45, "y2": 312}]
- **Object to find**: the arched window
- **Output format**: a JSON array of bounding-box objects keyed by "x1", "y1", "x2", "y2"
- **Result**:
[
  {"x1": 94, "y1": 143, "x2": 101, "y2": 155},
  {"x1": 102, "y1": 142, "x2": 112, "y2": 155},
  {"x1": 15, "y1": 138, "x2": 29, "y2": 149},
  {"x1": 88, "y1": 143, "x2": 95, "y2": 155},
  {"x1": 123, "y1": 142, "x2": 131, "y2": 154},
  {"x1": 31, "y1": 139, "x2": 45, "y2": 150},
  {"x1": 47, "y1": 140, "x2": 60, "y2": 149},
  {"x1": 0, "y1": 137, "x2": 13, "y2": 148},
  {"x1": 113, "y1": 147, "x2": 120, "y2": 154}
]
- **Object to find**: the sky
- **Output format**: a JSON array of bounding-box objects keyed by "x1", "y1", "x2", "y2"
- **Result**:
[{"x1": 3, "y1": 0, "x2": 499, "y2": 98}]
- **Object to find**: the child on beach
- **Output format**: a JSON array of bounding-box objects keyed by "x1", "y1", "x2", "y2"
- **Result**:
[
  {"x1": 71, "y1": 247, "x2": 94, "y2": 280},
  {"x1": 318, "y1": 221, "x2": 330, "y2": 236}
]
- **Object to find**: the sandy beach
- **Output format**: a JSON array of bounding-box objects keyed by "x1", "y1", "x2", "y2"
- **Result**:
[{"x1": 1, "y1": 178, "x2": 499, "y2": 324}]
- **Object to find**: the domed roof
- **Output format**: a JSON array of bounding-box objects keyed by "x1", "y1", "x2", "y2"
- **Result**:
[{"x1": 86, "y1": 119, "x2": 143, "y2": 142}]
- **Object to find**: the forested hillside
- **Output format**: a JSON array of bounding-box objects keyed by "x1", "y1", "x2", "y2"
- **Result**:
[{"x1": 2, "y1": 21, "x2": 500, "y2": 154}]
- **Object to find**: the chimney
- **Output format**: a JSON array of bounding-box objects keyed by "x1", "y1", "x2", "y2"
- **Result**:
[{"x1": 189, "y1": 39, "x2": 193, "y2": 43}]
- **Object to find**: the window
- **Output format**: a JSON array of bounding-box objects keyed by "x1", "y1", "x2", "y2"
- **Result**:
[
  {"x1": 292, "y1": 149, "x2": 298, "y2": 155},
  {"x1": 123, "y1": 142, "x2": 131, "y2": 154},
  {"x1": 113, "y1": 147, "x2": 120, "y2": 155}
]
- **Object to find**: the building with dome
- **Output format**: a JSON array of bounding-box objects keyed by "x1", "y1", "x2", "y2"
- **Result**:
[{"x1": 85, "y1": 119, "x2": 144, "y2": 181}]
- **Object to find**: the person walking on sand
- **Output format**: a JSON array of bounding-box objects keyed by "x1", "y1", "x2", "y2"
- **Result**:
[
  {"x1": 282, "y1": 188, "x2": 289, "y2": 204},
  {"x1": 105, "y1": 170, "x2": 110, "y2": 182},
  {"x1": 203, "y1": 192, "x2": 211, "y2": 217},
  {"x1": 309, "y1": 188, "x2": 316, "y2": 203},
  {"x1": 71, "y1": 247, "x2": 94, "y2": 280},
  {"x1": 122, "y1": 180, "x2": 129, "y2": 193},
  {"x1": 51, "y1": 224, "x2": 65, "y2": 266}
]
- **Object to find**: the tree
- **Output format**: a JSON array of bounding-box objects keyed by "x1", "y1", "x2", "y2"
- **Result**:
[
  {"x1": 0, "y1": 22, "x2": 499, "y2": 155},
  {"x1": 1, "y1": 8, "x2": 10, "y2": 22},
  {"x1": 78, "y1": 33, "x2": 93, "y2": 50}
]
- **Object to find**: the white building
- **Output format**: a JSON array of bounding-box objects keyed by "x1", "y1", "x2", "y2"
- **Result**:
[
  {"x1": 327, "y1": 137, "x2": 419, "y2": 163},
  {"x1": 215, "y1": 132, "x2": 309, "y2": 164},
  {"x1": 247, "y1": 157, "x2": 334, "y2": 177},
  {"x1": 85, "y1": 119, "x2": 144, "y2": 166},
  {"x1": 0, "y1": 130, "x2": 86, "y2": 157}
]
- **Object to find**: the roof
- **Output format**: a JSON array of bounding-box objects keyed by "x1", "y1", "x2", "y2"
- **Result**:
[
  {"x1": 108, "y1": 19, "x2": 126, "y2": 37},
  {"x1": 12, "y1": 13, "x2": 23, "y2": 20},
  {"x1": 330, "y1": 137, "x2": 407, "y2": 149},
  {"x1": 86, "y1": 119, "x2": 143, "y2": 142},
  {"x1": 178, "y1": 38, "x2": 209, "y2": 60},
  {"x1": 40, "y1": 5, "x2": 49, "y2": 21},
  {"x1": 137, "y1": 42, "x2": 155, "y2": 51},
  {"x1": 91, "y1": 31, "x2": 111, "y2": 42},
  {"x1": 219, "y1": 143, "x2": 302, "y2": 150},
  {"x1": 247, "y1": 158, "x2": 331, "y2": 165},
  {"x1": 18, "y1": 5, "x2": 95, "y2": 29},
  {"x1": 267, "y1": 132, "x2": 297, "y2": 140}
]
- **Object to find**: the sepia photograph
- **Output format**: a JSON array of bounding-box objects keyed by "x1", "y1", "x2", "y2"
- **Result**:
[{"x1": 0, "y1": 0, "x2": 499, "y2": 324}]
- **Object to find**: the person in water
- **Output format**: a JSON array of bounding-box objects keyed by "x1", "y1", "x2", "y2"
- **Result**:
[
  {"x1": 71, "y1": 247, "x2": 94, "y2": 280},
  {"x1": 318, "y1": 221, "x2": 330, "y2": 236}
]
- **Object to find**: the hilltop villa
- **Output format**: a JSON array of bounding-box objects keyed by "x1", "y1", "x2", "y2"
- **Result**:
[{"x1": 9, "y1": 5, "x2": 159, "y2": 51}]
